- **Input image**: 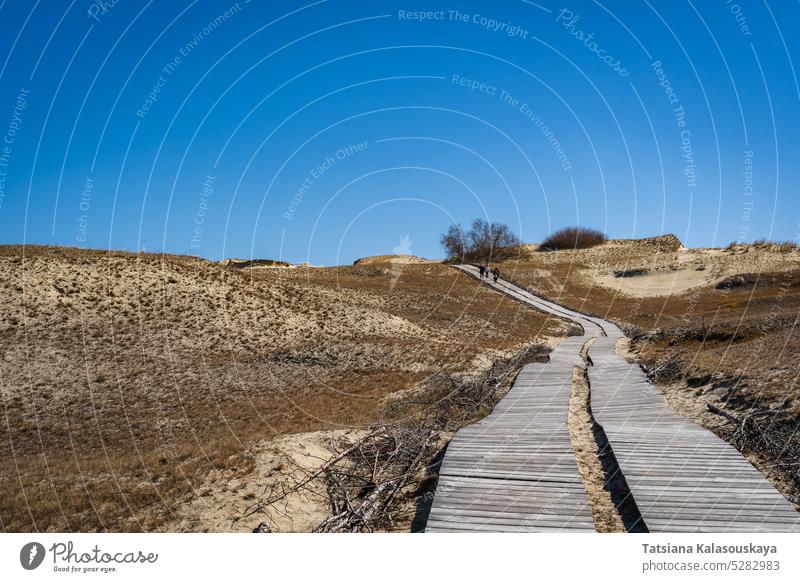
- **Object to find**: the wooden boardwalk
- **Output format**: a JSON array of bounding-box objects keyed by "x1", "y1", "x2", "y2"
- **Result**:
[
  {"x1": 426, "y1": 265, "x2": 800, "y2": 532},
  {"x1": 426, "y1": 266, "x2": 597, "y2": 532},
  {"x1": 588, "y1": 330, "x2": 800, "y2": 532}
]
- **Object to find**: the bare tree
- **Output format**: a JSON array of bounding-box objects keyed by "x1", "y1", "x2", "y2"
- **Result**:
[
  {"x1": 441, "y1": 219, "x2": 521, "y2": 262},
  {"x1": 440, "y1": 224, "x2": 466, "y2": 262}
]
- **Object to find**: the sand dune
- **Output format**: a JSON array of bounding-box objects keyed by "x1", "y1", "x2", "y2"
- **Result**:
[{"x1": 0, "y1": 245, "x2": 565, "y2": 532}]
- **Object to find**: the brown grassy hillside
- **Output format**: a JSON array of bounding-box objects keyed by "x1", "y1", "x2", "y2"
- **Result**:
[{"x1": 0, "y1": 246, "x2": 566, "y2": 532}]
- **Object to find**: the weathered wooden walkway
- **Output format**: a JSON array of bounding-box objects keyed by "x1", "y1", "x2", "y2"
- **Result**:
[
  {"x1": 426, "y1": 265, "x2": 800, "y2": 532},
  {"x1": 426, "y1": 265, "x2": 597, "y2": 532},
  {"x1": 589, "y1": 330, "x2": 800, "y2": 532}
]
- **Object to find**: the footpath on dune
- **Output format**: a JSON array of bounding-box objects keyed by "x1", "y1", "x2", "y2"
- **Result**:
[{"x1": 426, "y1": 265, "x2": 800, "y2": 533}]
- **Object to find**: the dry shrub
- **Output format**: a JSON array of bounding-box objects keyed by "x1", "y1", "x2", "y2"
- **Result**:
[
  {"x1": 715, "y1": 273, "x2": 758, "y2": 290},
  {"x1": 540, "y1": 227, "x2": 607, "y2": 251}
]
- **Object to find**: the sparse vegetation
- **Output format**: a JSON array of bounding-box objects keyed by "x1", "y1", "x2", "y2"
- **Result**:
[
  {"x1": 715, "y1": 273, "x2": 759, "y2": 290},
  {"x1": 727, "y1": 239, "x2": 799, "y2": 253},
  {"x1": 7, "y1": 236, "x2": 800, "y2": 532},
  {"x1": 0, "y1": 245, "x2": 565, "y2": 532},
  {"x1": 440, "y1": 219, "x2": 522, "y2": 262},
  {"x1": 540, "y1": 226, "x2": 607, "y2": 251}
]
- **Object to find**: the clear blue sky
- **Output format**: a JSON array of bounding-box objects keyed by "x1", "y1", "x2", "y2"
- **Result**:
[{"x1": 0, "y1": 0, "x2": 798, "y2": 265}]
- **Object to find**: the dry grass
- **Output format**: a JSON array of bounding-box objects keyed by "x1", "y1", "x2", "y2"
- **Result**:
[
  {"x1": 0, "y1": 246, "x2": 566, "y2": 532},
  {"x1": 728, "y1": 239, "x2": 800, "y2": 253}
]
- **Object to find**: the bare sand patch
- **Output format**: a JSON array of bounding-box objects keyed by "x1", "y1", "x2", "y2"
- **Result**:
[
  {"x1": 163, "y1": 430, "x2": 355, "y2": 532},
  {"x1": 531, "y1": 238, "x2": 800, "y2": 299},
  {"x1": 594, "y1": 269, "x2": 718, "y2": 297},
  {"x1": 353, "y1": 254, "x2": 436, "y2": 265}
]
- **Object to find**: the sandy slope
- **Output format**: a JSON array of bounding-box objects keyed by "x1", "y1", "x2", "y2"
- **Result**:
[
  {"x1": 0, "y1": 245, "x2": 565, "y2": 532},
  {"x1": 577, "y1": 239, "x2": 799, "y2": 298}
]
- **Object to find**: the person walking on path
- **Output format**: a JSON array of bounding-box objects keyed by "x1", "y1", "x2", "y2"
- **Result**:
[
  {"x1": 478, "y1": 264, "x2": 486, "y2": 279},
  {"x1": 492, "y1": 267, "x2": 500, "y2": 283}
]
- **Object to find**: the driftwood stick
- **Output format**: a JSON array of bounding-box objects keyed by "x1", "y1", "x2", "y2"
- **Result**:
[{"x1": 707, "y1": 403, "x2": 742, "y2": 425}]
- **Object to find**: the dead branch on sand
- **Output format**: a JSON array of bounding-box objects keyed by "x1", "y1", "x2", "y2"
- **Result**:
[
  {"x1": 707, "y1": 403, "x2": 800, "y2": 491},
  {"x1": 313, "y1": 423, "x2": 437, "y2": 532}
]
